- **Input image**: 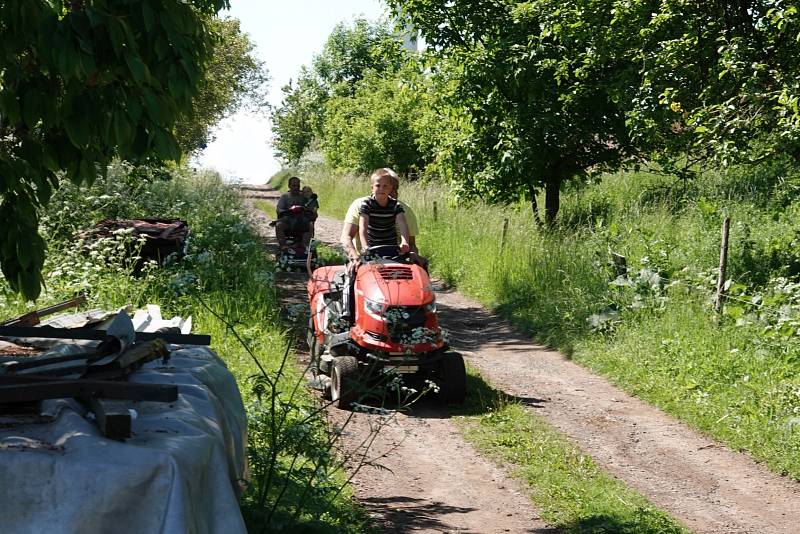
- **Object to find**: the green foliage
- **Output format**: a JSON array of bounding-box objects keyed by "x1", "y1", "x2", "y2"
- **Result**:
[
  {"x1": 1, "y1": 165, "x2": 370, "y2": 532},
  {"x1": 578, "y1": 294, "x2": 800, "y2": 480},
  {"x1": 322, "y1": 64, "x2": 427, "y2": 174},
  {"x1": 622, "y1": 1, "x2": 800, "y2": 170},
  {"x1": 270, "y1": 18, "x2": 410, "y2": 166},
  {"x1": 175, "y1": 16, "x2": 269, "y2": 154},
  {"x1": 379, "y1": 1, "x2": 800, "y2": 220},
  {"x1": 312, "y1": 18, "x2": 406, "y2": 96},
  {"x1": 271, "y1": 69, "x2": 328, "y2": 163},
  {"x1": 458, "y1": 378, "x2": 687, "y2": 533},
  {"x1": 0, "y1": 0, "x2": 227, "y2": 299}
]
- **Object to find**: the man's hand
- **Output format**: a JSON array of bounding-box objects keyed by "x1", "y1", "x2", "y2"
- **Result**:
[{"x1": 340, "y1": 221, "x2": 360, "y2": 264}]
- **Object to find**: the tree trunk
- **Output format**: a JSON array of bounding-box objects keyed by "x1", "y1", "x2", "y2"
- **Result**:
[
  {"x1": 544, "y1": 177, "x2": 561, "y2": 226},
  {"x1": 527, "y1": 184, "x2": 542, "y2": 227}
]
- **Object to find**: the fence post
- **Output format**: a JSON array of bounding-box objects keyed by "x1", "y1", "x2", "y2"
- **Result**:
[
  {"x1": 714, "y1": 216, "x2": 731, "y2": 315},
  {"x1": 433, "y1": 201, "x2": 438, "y2": 222},
  {"x1": 500, "y1": 218, "x2": 509, "y2": 252}
]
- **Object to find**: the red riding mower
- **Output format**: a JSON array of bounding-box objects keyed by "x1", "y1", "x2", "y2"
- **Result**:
[
  {"x1": 272, "y1": 205, "x2": 318, "y2": 272},
  {"x1": 307, "y1": 246, "x2": 466, "y2": 409}
]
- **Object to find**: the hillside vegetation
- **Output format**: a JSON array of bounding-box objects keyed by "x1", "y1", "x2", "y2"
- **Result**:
[{"x1": 301, "y1": 157, "x2": 800, "y2": 480}]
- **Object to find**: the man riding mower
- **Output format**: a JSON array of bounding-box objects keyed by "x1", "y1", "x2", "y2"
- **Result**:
[
  {"x1": 307, "y1": 244, "x2": 467, "y2": 409},
  {"x1": 273, "y1": 177, "x2": 318, "y2": 271}
]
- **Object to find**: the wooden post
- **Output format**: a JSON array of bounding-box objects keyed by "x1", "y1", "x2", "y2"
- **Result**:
[
  {"x1": 500, "y1": 218, "x2": 509, "y2": 252},
  {"x1": 714, "y1": 216, "x2": 731, "y2": 315},
  {"x1": 433, "y1": 201, "x2": 438, "y2": 222}
]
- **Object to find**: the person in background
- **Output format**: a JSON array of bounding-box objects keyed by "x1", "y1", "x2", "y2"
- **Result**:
[
  {"x1": 275, "y1": 176, "x2": 310, "y2": 249},
  {"x1": 301, "y1": 185, "x2": 319, "y2": 238}
]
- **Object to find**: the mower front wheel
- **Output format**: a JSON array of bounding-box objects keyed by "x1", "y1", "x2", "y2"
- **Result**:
[
  {"x1": 438, "y1": 353, "x2": 466, "y2": 404},
  {"x1": 331, "y1": 356, "x2": 359, "y2": 409}
]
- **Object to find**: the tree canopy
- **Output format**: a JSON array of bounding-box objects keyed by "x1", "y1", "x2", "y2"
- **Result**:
[
  {"x1": 389, "y1": 0, "x2": 640, "y2": 222},
  {"x1": 323, "y1": 63, "x2": 430, "y2": 174},
  {"x1": 384, "y1": 0, "x2": 800, "y2": 220},
  {"x1": 621, "y1": 0, "x2": 800, "y2": 170},
  {"x1": 0, "y1": 0, "x2": 227, "y2": 299}
]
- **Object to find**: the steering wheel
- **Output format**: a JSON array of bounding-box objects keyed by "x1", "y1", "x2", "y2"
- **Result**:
[{"x1": 362, "y1": 245, "x2": 410, "y2": 263}]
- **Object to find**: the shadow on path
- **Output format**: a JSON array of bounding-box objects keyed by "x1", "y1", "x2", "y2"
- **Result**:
[{"x1": 361, "y1": 495, "x2": 556, "y2": 534}]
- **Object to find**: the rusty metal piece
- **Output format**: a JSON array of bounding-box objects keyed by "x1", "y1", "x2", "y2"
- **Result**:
[
  {"x1": 77, "y1": 218, "x2": 190, "y2": 266},
  {"x1": 1, "y1": 295, "x2": 88, "y2": 327}
]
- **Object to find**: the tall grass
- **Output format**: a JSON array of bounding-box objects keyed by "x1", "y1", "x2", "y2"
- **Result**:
[{"x1": 301, "y1": 160, "x2": 800, "y2": 481}]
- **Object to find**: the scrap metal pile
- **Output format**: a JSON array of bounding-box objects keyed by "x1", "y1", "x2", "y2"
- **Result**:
[
  {"x1": 77, "y1": 217, "x2": 190, "y2": 266},
  {"x1": 0, "y1": 296, "x2": 209, "y2": 440}
]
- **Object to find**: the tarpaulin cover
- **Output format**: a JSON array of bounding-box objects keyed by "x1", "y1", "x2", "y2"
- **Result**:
[{"x1": 0, "y1": 346, "x2": 248, "y2": 534}]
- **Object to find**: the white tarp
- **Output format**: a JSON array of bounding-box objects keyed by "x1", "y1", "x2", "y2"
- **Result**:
[{"x1": 0, "y1": 316, "x2": 248, "y2": 533}]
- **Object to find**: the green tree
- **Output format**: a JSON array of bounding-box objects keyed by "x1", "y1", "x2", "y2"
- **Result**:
[
  {"x1": 0, "y1": 0, "x2": 226, "y2": 299},
  {"x1": 175, "y1": 16, "x2": 268, "y2": 154},
  {"x1": 312, "y1": 18, "x2": 406, "y2": 96},
  {"x1": 270, "y1": 17, "x2": 408, "y2": 164},
  {"x1": 322, "y1": 64, "x2": 427, "y2": 174},
  {"x1": 621, "y1": 0, "x2": 800, "y2": 171},
  {"x1": 390, "y1": 0, "x2": 640, "y2": 223},
  {"x1": 270, "y1": 69, "x2": 327, "y2": 164}
]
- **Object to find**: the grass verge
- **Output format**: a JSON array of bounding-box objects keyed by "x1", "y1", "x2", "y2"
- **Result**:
[{"x1": 455, "y1": 368, "x2": 689, "y2": 533}]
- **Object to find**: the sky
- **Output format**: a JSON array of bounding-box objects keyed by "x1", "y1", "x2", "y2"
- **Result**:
[{"x1": 193, "y1": 0, "x2": 388, "y2": 184}]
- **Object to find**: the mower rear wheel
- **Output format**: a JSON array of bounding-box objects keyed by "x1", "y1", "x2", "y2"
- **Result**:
[
  {"x1": 331, "y1": 356, "x2": 359, "y2": 409},
  {"x1": 438, "y1": 353, "x2": 466, "y2": 404}
]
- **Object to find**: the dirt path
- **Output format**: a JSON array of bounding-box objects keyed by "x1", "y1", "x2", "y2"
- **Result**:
[{"x1": 240, "y1": 184, "x2": 800, "y2": 534}]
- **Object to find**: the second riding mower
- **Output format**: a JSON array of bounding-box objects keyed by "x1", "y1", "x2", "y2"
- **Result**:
[
  {"x1": 272, "y1": 205, "x2": 318, "y2": 272},
  {"x1": 307, "y1": 246, "x2": 466, "y2": 409}
]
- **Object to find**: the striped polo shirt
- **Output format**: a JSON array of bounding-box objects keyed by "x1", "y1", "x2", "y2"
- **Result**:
[{"x1": 359, "y1": 196, "x2": 404, "y2": 248}]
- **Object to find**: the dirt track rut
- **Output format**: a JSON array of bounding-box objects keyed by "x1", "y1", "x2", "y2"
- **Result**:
[{"x1": 243, "y1": 184, "x2": 800, "y2": 534}]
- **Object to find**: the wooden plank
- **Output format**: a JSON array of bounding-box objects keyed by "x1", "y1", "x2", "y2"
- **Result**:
[
  {"x1": 4, "y1": 352, "x2": 94, "y2": 372},
  {"x1": 0, "y1": 326, "x2": 210, "y2": 345},
  {"x1": 90, "y1": 397, "x2": 132, "y2": 440},
  {"x1": 0, "y1": 379, "x2": 178, "y2": 404},
  {"x1": 15, "y1": 359, "x2": 88, "y2": 377}
]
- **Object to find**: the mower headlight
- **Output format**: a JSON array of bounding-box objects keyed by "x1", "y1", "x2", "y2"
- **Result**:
[
  {"x1": 425, "y1": 301, "x2": 436, "y2": 313},
  {"x1": 364, "y1": 298, "x2": 384, "y2": 315}
]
